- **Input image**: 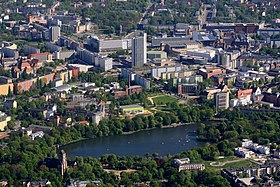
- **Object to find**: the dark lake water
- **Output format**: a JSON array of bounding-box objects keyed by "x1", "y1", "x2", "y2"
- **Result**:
[{"x1": 63, "y1": 124, "x2": 205, "y2": 158}]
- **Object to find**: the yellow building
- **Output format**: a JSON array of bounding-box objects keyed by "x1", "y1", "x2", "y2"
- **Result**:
[
  {"x1": 120, "y1": 104, "x2": 144, "y2": 114},
  {"x1": 59, "y1": 70, "x2": 73, "y2": 83},
  {"x1": 0, "y1": 84, "x2": 14, "y2": 95},
  {"x1": 0, "y1": 112, "x2": 11, "y2": 131}
]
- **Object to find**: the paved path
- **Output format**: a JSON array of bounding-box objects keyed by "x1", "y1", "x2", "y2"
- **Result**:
[{"x1": 210, "y1": 158, "x2": 247, "y2": 167}]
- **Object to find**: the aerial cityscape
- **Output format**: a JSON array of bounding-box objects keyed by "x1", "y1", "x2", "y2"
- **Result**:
[{"x1": 0, "y1": 0, "x2": 279, "y2": 186}]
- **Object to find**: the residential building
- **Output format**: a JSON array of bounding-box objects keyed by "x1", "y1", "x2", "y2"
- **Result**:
[
  {"x1": 134, "y1": 75, "x2": 151, "y2": 89},
  {"x1": 59, "y1": 70, "x2": 73, "y2": 83},
  {"x1": 53, "y1": 84, "x2": 75, "y2": 93},
  {"x1": 97, "y1": 57, "x2": 113, "y2": 71},
  {"x1": 257, "y1": 28, "x2": 280, "y2": 36},
  {"x1": 199, "y1": 67, "x2": 227, "y2": 79},
  {"x1": 274, "y1": 150, "x2": 280, "y2": 158},
  {"x1": 68, "y1": 180, "x2": 101, "y2": 187},
  {"x1": 125, "y1": 85, "x2": 142, "y2": 95},
  {"x1": 151, "y1": 66, "x2": 183, "y2": 78},
  {"x1": 241, "y1": 139, "x2": 253, "y2": 148},
  {"x1": 69, "y1": 64, "x2": 94, "y2": 73},
  {"x1": 222, "y1": 162, "x2": 280, "y2": 186},
  {"x1": 215, "y1": 91, "x2": 229, "y2": 111},
  {"x1": 28, "y1": 52, "x2": 52, "y2": 62},
  {"x1": 262, "y1": 92, "x2": 280, "y2": 107},
  {"x1": 109, "y1": 82, "x2": 120, "y2": 90},
  {"x1": 14, "y1": 73, "x2": 55, "y2": 94},
  {"x1": 2, "y1": 47, "x2": 19, "y2": 59},
  {"x1": 23, "y1": 45, "x2": 40, "y2": 55},
  {"x1": 132, "y1": 33, "x2": 147, "y2": 67},
  {"x1": 161, "y1": 70, "x2": 195, "y2": 80},
  {"x1": 234, "y1": 23, "x2": 260, "y2": 34},
  {"x1": 0, "y1": 76, "x2": 12, "y2": 84},
  {"x1": 3, "y1": 99, "x2": 17, "y2": 109},
  {"x1": 54, "y1": 50, "x2": 75, "y2": 60},
  {"x1": 237, "y1": 89, "x2": 253, "y2": 99},
  {"x1": 112, "y1": 91, "x2": 127, "y2": 98},
  {"x1": 25, "y1": 179, "x2": 51, "y2": 187},
  {"x1": 234, "y1": 147, "x2": 254, "y2": 158},
  {"x1": 76, "y1": 48, "x2": 96, "y2": 65},
  {"x1": 0, "y1": 111, "x2": 11, "y2": 131},
  {"x1": 252, "y1": 87, "x2": 263, "y2": 103},
  {"x1": 53, "y1": 78, "x2": 63, "y2": 87},
  {"x1": 46, "y1": 42, "x2": 61, "y2": 52},
  {"x1": 240, "y1": 139, "x2": 270, "y2": 155},
  {"x1": 121, "y1": 69, "x2": 151, "y2": 89},
  {"x1": 177, "y1": 84, "x2": 198, "y2": 94},
  {"x1": 0, "y1": 84, "x2": 14, "y2": 96},
  {"x1": 230, "y1": 89, "x2": 253, "y2": 107},
  {"x1": 49, "y1": 26, "x2": 61, "y2": 42}
]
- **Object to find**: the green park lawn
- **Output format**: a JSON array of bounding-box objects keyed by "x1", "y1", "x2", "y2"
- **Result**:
[
  {"x1": 204, "y1": 158, "x2": 256, "y2": 173},
  {"x1": 152, "y1": 95, "x2": 178, "y2": 105}
]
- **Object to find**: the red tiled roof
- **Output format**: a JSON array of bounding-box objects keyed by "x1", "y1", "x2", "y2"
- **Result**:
[
  {"x1": 78, "y1": 121, "x2": 89, "y2": 125},
  {"x1": 21, "y1": 61, "x2": 31, "y2": 68},
  {"x1": 238, "y1": 89, "x2": 253, "y2": 98},
  {"x1": 29, "y1": 52, "x2": 51, "y2": 58}
]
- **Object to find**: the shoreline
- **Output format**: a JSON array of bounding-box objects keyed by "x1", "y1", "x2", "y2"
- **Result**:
[
  {"x1": 62, "y1": 122, "x2": 196, "y2": 148},
  {"x1": 161, "y1": 122, "x2": 194, "y2": 128}
]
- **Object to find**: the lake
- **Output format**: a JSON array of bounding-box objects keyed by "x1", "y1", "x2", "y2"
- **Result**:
[{"x1": 63, "y1": 124, "x2": 205, "y2": 158}]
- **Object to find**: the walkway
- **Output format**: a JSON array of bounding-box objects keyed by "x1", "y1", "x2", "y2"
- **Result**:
[{"x1": 210, "y1": 158, "x2": 247, "y2": 167}]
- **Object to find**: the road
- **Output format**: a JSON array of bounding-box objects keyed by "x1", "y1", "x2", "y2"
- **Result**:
[
  {"x1": 210, "y1": 158, "x2": 247, "y2": 167},
  {"x1": 125, "y1": 0, "x2": 154, "y2": 39},
  {"x1": 138, "y1": 0, "x2": 154, "y2": 25},
  {"x1": 197, "y1": 4, "x2": 208, "y2": 26}
]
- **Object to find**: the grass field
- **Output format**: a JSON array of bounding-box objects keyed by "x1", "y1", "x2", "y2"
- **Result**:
[
  {"x1": 222, "y1": 160, "x2": 254, "y2": 169},
  {"x1": 152, "y1": 95, "x2": 178, "y2": 105},
  {"x1": 204, "y1": 159, "x2": 256, "y2": 173}
]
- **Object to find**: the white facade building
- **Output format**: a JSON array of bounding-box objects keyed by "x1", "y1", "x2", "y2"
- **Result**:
[
  {"x1": 234, "y1": 147, "x2": 254, "y2": 158},
  {"x1": 30, "y1": 131, "x2": 44, "y2": 140}
]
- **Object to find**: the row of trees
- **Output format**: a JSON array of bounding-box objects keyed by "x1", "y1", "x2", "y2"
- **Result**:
[
  {"x1": 58, "y1": 0, "x2": 148, "y2": 34},
  {"x1": 0, "y1": 94, "x2": 233, "y2": 186},
  {"x1": 2, "y1": 95, "x2": 280, "y2": 186}
]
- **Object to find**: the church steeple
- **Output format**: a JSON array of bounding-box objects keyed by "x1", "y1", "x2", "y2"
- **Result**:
[{"x1": 59, "y1": 150, "x2": 68, "y2": 176}]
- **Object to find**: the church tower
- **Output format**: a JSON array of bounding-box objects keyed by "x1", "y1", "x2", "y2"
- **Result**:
[{"x1": 59, "y1": 150, "x2": 68, "y2": 176}]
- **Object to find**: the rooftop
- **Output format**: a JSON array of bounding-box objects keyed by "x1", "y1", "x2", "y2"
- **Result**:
[
  {"x1": 120, "y1": 104, "x2": 143, "y2": 109},
  {"x1": 147, "y1": 51, "x2": 166, "y2": 55}
]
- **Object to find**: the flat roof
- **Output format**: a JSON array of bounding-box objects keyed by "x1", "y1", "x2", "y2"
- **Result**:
[
  {"x1": 120, "y1": 104, "x2": 143, "y2": 109},
  {"x1": 147, "y1": 51, "x2": 166, "y2": 54}
]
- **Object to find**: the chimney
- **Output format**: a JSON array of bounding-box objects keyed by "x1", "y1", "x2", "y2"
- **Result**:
[{"x1": 128, "y1": 74, "x2": 131, "y2": 88}]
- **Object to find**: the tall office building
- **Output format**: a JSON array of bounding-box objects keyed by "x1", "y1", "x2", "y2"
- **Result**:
[
  {"x1": 215, "y1": 91, "x2": 229, "y2": 111},
  {"x1": 49, "y1": 26, "x2": 61, "y2": 42},
  {"x1": 132, "y1": 33, "x2": 147, "y2": 67}
]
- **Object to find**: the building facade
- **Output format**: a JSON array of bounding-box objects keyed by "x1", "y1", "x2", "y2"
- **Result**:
[
  {"x1": 132, "y1": 33, "x2": 147, "y2": 67},
  {"x1": 215, "y1": 91, "x2": 229, "y2": 111},
  {"x1": 49, "y1": 26, "x2": 61, "y2": 42}
]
